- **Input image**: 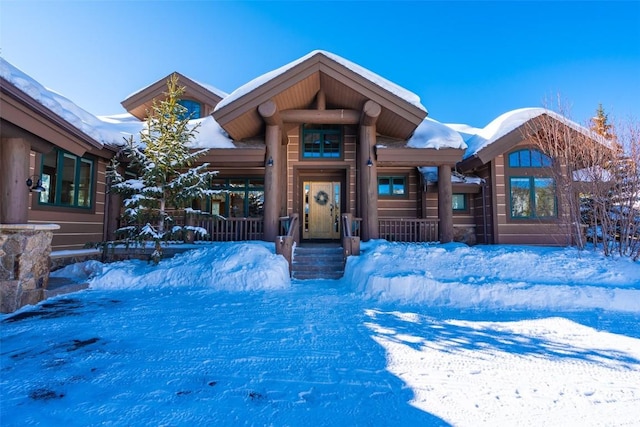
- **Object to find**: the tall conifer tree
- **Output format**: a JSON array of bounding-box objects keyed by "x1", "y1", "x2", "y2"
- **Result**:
[{"x1": 108, "y1": 74, "x2": 216, "y2": 262}]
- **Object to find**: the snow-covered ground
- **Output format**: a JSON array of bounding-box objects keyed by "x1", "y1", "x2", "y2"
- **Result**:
[{"x1": 2, "y1": 241, "x2": 640, "y2": 426}]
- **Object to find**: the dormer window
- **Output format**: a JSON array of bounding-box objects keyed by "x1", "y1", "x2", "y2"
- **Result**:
[{"x1": 177, "y1": 99, "x2": 202, "y2": 120}]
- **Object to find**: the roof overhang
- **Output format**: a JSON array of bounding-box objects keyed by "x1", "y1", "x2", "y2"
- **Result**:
[
  {"x1": 1, "y1": 77, "x2": 103, "y2": 156},
  {"x1": 213, "y1": 51, "x2": 426, "y2": 141},
  {"x1": 458, "y1": 113, "x2": 605, "y2": 172}
]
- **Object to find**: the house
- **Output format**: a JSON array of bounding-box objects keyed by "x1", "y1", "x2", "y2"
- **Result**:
[{"x1": 1, "y1": 51, "x2": 595, "y2": 311}]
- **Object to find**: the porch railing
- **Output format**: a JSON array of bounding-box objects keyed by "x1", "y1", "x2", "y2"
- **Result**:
[
  {"x1": 191, "y1": 216, "x2": 264, "y2": 242},
  {"x1": 275, "y1": 213, "x2": 299, "y2": 276},
  {"x1": 342, "y1": 214, "x2": 361, "y2": 257},
  {"x1": 378, "y1": 218, "x2": 439, "y2": 242}
]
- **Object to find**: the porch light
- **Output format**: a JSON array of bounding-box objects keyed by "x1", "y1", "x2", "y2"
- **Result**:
[
  {"x1": 26, "y1": 175, "x2": 46, "y2": 192},
  {"x1": 366, "y1": 157, "x2": 373, "y2": 167},
  {"x1": 266, "y1": 156, "x2": 274, "y2": 167}
]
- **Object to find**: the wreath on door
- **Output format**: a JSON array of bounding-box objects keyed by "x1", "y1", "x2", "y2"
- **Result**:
[{"x1": 314, "y1": 190, "x2": 329, "y2": 206}]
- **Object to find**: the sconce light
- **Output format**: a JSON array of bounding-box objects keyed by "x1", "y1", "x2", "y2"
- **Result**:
[
  {"x1": 266, "y1": 156, "x2": 274, "y2": 167},
  {"x1": 366, "y1": 157, "x2": 373, "y2": 167},
  {"x1": 26, "y1": 175, "x2": 46, "y2": 192}
]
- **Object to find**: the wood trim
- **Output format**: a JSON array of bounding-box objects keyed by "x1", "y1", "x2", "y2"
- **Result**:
[
  {"x1": 376, "y1": 147, "x2": 464, "y2": 166},
  {"x1": 199, "y1": 148, "x2": 266, "y2": 167},
  {"x1": 121, "y1": 72, "x2": 224, "y2": 120}
]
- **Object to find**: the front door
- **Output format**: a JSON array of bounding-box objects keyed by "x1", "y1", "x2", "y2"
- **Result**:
[{"x1": 303, "y1": 181, "x2": 341, "y2": 239}]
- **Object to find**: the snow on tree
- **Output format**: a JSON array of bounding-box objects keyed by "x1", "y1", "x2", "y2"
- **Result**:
[{"x1": 107, "y1": 74, "x2": 218, "y2": 262}]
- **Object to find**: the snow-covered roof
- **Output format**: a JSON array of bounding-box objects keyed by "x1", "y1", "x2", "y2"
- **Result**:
[
  {"x1": 407, "y1": 117, "x2": 467, "y2": 150},
  {"x1": 2, "y1": 56, "x2": 590, "y2": 158},
  {"x1": 215, "y1": 50, "x2": 426, "y2": 113},
  {"x1": 1, "y1": 57, "x2": 235, "y2": 150},
  {"x1": 0, "y1": 57, "x2": 124, "y2": 146},
  {"x1": 124, "y1": 73, "x2": 228, "y2": 102},
  {"x1": 452, "y1": 107, "x2": 594, "y2": 160},
  {"x1": 419, "y1": 166, "x2": 484, "y2": 185}
]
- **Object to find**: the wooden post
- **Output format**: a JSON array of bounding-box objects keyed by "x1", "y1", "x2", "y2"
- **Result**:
[
  {"x1": 263, "y1": 124, "x2": 281, "y2": 241},
  {"x1": 275, "y1": 235, "x2": 294, "y2": 276},
  {"x1": 0, "y1": 138, "x2": 30, "y2": 224},
  {"x1": 259, "y1": 100, "x2": 283, "y2": 242},
  {"x1": 438, "y1": 165, "x2": 453, "y2": 243},
  {"x1": 358, "y1": 101, "x2": 381, "y2": 241}
]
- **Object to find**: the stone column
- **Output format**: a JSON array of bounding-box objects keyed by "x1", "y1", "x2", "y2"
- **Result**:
[
  {"x1": 0, "y1": 224, "x2": 60, "y2": 313},
  {"x1": 438, "y1": 165, "x2": 453, "y2": 243},
  {"x1": 1, "y1": 138, "x2": 30, "y2": 224}
]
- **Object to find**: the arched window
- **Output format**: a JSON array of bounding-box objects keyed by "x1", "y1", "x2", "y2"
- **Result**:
[{"x1": 177, "y1": 99, "x2": 202, "y2": 120}]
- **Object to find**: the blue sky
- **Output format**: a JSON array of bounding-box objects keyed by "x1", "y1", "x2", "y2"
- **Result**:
[{"x1": 1, "y1": 1, "x2": 639, "y2": 128}]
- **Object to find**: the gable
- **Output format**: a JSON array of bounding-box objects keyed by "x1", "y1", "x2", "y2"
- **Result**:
[
  {"x1": 213, "y1": 51, "x2": 427, "y2": 141},
  {"x1": 458, "y1": 110, "x2": 600, "y2": 172},
  {"x1": 121, "y1": 72, "x2": 227, "y2": 121}
]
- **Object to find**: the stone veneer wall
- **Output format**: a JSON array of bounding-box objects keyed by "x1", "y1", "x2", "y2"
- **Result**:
[{"x1": 0, "y1": 224, "x2": 59, "y2": 313}]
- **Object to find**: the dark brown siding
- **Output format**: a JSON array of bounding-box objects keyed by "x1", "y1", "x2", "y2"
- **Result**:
[
  {"x1": 473, "y1": 164, "x2": 494, "y2": 244},
  {"x1": 286, "y1": 124, "x2": 357, "y2": 216},
  {"x1": 494, "y1": 142, "x2": 573, "y2": 246},
  {"x1": 377, "y1": 167, "x2": 420, "y2": 218},
  {"x1": 28, "y1": 152, "x2": 107, "y2": 251}
]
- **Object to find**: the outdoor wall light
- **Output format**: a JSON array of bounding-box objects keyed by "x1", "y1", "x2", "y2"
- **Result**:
[
  {"x1": 366, "y1": 157, "x2": 373, "y2": 167},
  {"x1": 26, "y1": 175, "x2": 46, "y2": 192},
  {"x1": 266, "y1": 157, "x2": 274, "y2": 167}
]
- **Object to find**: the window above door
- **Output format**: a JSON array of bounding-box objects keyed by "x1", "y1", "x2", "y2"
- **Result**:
[{"x1": 301, "y1": 124, "x2": 342, "y2": 159}]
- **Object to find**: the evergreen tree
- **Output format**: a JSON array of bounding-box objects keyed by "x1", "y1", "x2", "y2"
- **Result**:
[
  {"x1": 107, "y1": 74, "x2": 216, "y2": 262},
  {"x1": 590, "y1": 103, "x2": 614, "y2": 140}
]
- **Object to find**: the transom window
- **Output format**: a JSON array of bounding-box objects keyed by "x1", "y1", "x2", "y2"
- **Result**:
[
  {"x1": 509, "y1": 148, "x2": 552, "y2": 168},
  {"x1": 177, "y1": 99, "x2": 202, "y2": 120},
  {"x1": 509, "y1": 177, "x2": 557, "y2": 219},
  {"x1": 39, "y1": 149, "x2": 94, "y2": 208},
  {"x1": 302, "y1": 124, "x2": 341, "y2": 158},
  {"x1": 208, "y1": 178, "x2": 264, "y2": 218},
  {"x1": 378, "y1": 176, "x2": 406, "y2": 196}
]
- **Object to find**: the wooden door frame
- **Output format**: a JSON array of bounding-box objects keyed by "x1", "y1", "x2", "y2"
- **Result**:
[{"x1": 293, "y1": 166, "x2": 347, "y2": 241}]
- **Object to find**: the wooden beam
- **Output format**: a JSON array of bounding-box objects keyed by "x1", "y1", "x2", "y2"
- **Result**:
[
  {"x1": 258, "y1": 100, "x2": 282, "y2": 127},
  {"x1": 280, "y1": 109, "x2": 360, "y2": 124},
  {"x1": 316, "y1": 90, "x2": 326, "y2": 110},
  {"x1": 361, "y1": 100, "x2": 381, "y2": 126},
  {"x1": 258, "y1": 100, "x2": 288, "y2": 145}
]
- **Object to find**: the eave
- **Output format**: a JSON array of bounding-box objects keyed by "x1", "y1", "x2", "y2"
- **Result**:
[
  {"x1": 213, "y1": 52, "x2": 426, "y2": 141},
  {"x1": 1, "y1": 77, "x2": 103, "y2": 156}
]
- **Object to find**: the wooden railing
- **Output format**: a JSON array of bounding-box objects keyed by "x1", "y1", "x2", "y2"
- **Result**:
[
  {"x1": 275, "y1": 213, "x2": 299, "y2": 276},
  {"x1": 378, "y1": 218, "x2": 439, "y2": 242},
  {"x1": 342, "y1": 214, "x2": 361, "y2": 257},
  {"x1": 190, "y1": 216, "x2": 264, "y2": 242}
]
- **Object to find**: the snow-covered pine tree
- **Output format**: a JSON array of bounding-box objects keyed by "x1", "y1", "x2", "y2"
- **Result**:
[{"x1": 107, "y1": 74, "x2": 217, "y2": 262}]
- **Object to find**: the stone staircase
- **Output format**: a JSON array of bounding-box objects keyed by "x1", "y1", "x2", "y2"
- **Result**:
[{"x1": 291, "y1": 244, "x2": 345, "y2": 280}]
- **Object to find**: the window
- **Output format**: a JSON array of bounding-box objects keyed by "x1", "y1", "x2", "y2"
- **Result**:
[
  {"x1": 208, "y1": 178, "x2": 264, "y2": 218},
  {"x1": 302, "y1": 124, "x2": 341, "y2": 159},
  {"x1": 378, "y1": 176, "x2": 406, "y2": 196},
  {"x1": 452, "y1": 193, "x2": 467, "y2": 211},
  {"x1": 39, "y1": 149, "x2": 94, "y2": 208},
  {"x1": 509, "y1": 148, "x2": 552, "y2": 168},
  {"x1": 177, "y1": 99, "x2": 202, "y2": 120},
  {"x1": 509, "y1": 177, "x2": 556, "y2": 218}
]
